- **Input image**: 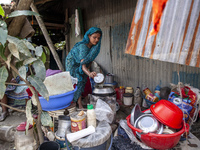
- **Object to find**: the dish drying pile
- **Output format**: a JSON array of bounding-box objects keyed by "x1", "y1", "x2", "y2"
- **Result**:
[{"x1": 127, "y1": 101, "x2": 190, "y2": 149}]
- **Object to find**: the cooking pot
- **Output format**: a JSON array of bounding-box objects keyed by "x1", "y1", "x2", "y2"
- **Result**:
[
  {"x1": 105, "y1": 73, "x2": 114, "y2": 83},
  {"x1": 93, "y1": 85, "x2": 115, "y2": 96}
]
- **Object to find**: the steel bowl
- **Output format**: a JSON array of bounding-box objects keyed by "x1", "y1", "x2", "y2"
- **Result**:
[
  {"x1": 134, "y1": 114, "x2": 163, "y2": 134},
  {"x1": 93, "y1": 85, "x2": 115, "y2": 96}
]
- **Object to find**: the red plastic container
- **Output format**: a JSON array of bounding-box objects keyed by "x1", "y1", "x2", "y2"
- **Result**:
[
  {"x1": 115, "y1": 87, "x2": 125, "y2": 105},
  {"x1": 127, "y1": 115, "x2": 189, "y2": 150},
  {"x1": 150, "y1": 100, "x2": 183, "y2": 129}
]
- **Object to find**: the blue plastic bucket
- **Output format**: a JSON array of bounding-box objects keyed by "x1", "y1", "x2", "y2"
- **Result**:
[{"x1": 39, "y1": 87, "x2": 77, "y2": 111}]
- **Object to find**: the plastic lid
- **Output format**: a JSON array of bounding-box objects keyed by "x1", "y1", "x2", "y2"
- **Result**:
[
  {"x1": 16, "y1": 122, "x2": 33, "y2": 131},
  {"x1": 87, "y1": 104, "x2": 94, "y2": 110},
  {"x1": 120, "y1": 86, "x2": 124, "y2": 89},
  {"x1": 126, "y1": 87, "x2": 133, "y2": 89},
  {"x1": 123, "y1": 93, "x2": 133, "y2": 97}
]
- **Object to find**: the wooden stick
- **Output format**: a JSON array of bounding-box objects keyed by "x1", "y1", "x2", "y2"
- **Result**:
[
  {"x1": 5, "y1": 82, "x2": 27, "y2": 86},
  {"x1": 30, "y1": 3, "x2": 64, "y2": 71},
  {"x1": 0, "y1": 102, "x2": 25, "y2": 113}
]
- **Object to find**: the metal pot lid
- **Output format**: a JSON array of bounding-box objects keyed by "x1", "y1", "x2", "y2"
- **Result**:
[
  {"x1": 94, "y1": 73, "x2": 104, "y2": 83},
  {"x1": 93, "y1": 85, "x2": 115, "y2": 95}
]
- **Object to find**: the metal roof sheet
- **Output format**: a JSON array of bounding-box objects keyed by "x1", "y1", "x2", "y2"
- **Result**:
[{"x1": 125, "y1": 0, "x2": 200, "y2": 67}]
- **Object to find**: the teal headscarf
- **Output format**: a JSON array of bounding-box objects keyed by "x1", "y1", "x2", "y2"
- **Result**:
[{"x1": 72, "y1": 27, "x2": 102, "y2": 74}]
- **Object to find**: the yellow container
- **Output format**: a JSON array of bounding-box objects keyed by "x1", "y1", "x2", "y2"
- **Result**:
[{"x1": 125, "y1": 87, "x2": 134, "y2": 94}]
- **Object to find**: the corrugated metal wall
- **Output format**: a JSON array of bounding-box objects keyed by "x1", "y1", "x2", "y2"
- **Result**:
[
  {"x1": 125, "y1": 0, "x2": 200, "y2": 67},
  {"x1": 65, "y1": 0, "x2": 200, "y2": 91}
]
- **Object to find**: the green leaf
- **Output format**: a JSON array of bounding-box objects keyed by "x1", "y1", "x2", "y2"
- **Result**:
[
  {"x1": 25, "y1": 99, "x2": 33, "y2": 133},
  {"x1": 22, "y1": 40, "x2": 35, "y2": 51},
  {"x1": 41, "y1": 111, "x2": 53, "y2": 127},
  {"x1": 0, "y1": 66, "x2": 8, "y2": 99},
  {"x1": 7, "y1": 36, "x2": 32, "y2": 57},
  {"x1": 8, "y1": 10, "x2": 40, "y2": 18},
  {"x1": 43, "y1": 46, "x2": 50, "y2": 55},
  {"x1": 23, "y1": 57, "x2": 37, "y2": 65},
  {"x1": 32, "y1": 59, "x2": 46, "y2": 81},
  {"x1": 27, "y1": 75, "x2": 49, "y2": 101},
  {"x1": 17, "y1": 40, "x2": 32, "y2": 57},
  {"x1": 0, "y1": 21, "x2": 8, "y2": 46},
  {"x1": 0, "y1": 44, "x2": 7, "y2": 61},
  {"x1": 8, "y1": 43, "x2": 20, "y2": 59},
  {"x1": 40, "y1": 52, "x2": 46, "y2": 64},
  {"x1": 18, "y1": 66, "x2": 26, "y2": 80},
  {"x1": 0, "y1": 81, "x2": 6, "y2": 99},
  {"x1": 0, "y1": 5, "x2": 5, "y2": 17},
  {"x1": 35, "y1": 45, "x2": 43, "y2": 57},
  {"x1": 0, "y1": 66, "x2": 8, "y2": 82},
  {"x1": 5, "y1": 54, "x2": 11, "y2": 70}
]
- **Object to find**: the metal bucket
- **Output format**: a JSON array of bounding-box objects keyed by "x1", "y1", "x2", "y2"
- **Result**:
[
  {"x1": 105, "y1": 73, "x2": 114, "y2": 84},
  {"x1": 57, "y1": 115, "x2": 71, "y2": 138}
]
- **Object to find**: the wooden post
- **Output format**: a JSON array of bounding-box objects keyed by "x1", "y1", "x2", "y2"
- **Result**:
[
  {"x1": 63, "y1": 8, "x2": 70, "y2": 69},
  {"x1": 8, "y1": 0, "x2": 33, "y2": 37},
  {"x1": 30, "y1": 3, "x2": 64, "y2": 71}
]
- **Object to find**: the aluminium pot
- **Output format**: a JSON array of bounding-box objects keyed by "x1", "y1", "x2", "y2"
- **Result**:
[
  {"x1": 105, "y1": 73, "x2": 114, "y2": 84},
  {"x1": 92, "y1": 85, "x2": 116, "y2": 96}
]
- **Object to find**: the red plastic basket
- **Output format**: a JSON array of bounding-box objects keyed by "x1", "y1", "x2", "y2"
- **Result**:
[{"x1": 126, "y1": 115, "x2": 189, "y2": 150}]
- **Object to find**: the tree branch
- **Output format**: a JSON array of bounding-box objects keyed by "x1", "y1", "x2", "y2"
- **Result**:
[
  {"x1": 0, "y1": 102, "x2": 25, "y2": 113},
  {"x1": 5, "y1": 82, "x2": 27, "y2": 86}
]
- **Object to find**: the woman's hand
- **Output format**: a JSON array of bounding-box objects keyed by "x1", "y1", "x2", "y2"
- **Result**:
[{"x1": 89, "y1": 71, "x2": 97, "y2": 78}]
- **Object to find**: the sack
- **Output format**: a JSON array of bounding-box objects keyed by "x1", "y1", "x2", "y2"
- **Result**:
[{"x1": 168, "y1": 92, "x2": 193, "y2": 122}]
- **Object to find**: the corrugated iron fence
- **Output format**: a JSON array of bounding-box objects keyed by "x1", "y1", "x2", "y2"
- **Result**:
[{"x1": 125, "y1": 0, "x2": 200, "y2": 67}]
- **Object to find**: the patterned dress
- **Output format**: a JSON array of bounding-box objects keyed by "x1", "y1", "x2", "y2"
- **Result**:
[{"x1": 65, "y1": 27, "x2": 102, "y2": 101}]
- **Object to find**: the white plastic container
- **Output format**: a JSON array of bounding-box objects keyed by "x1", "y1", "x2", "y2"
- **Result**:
[
  {"x1": 14, "y1": 122, "x2": 37, "y2": 150},
  {"x1": 123, "y1": 93, "x2": 133, "y2": 106},
  {"x1": 87, "y1": 104, "x2": 96, "y2": 128}
]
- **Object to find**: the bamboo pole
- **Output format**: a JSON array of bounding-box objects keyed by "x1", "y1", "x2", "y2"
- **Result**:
[
  {"x1": 65, "y1": 8, "x2": 70, "y2": 56},
  {"x1": 63, "y1": 8, "x2": 70, "y2": 69},
  {"x1": 30, "y1": 3, "x2": 64, "y2": 71}
]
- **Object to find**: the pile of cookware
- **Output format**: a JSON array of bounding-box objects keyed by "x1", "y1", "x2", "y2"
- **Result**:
[{"x1": 127, "y1": 100, "x2": 190, "y2": 150}]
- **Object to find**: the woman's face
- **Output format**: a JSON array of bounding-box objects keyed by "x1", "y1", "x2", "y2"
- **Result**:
[{"x1": 88, "y1": 33, "x2": 101, "y2": 45}]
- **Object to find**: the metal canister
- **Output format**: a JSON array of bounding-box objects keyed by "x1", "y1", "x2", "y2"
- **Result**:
[
  {"x1": 145, "y1": 93, "x2": 159, "y2": 102},
  {"x1": 70, "y1": 111, "x2": 86, "y2": 133},
  {"x1": 143, "y1": 87, "x2": 152, "y2": 95}
]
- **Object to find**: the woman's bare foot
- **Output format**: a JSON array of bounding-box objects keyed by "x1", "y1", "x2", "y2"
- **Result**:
[
  {"x1": 78, "y1": 101, "x2": 83, "y2": 109},
  {"x1": 0, "y1": 111, "x2": 8, "y2": 122}
]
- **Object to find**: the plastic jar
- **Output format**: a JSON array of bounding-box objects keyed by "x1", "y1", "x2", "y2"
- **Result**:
[
  {"x1": 117, "y1": 86, "x2": 125, "y2": 105},
  {"x1": 134, "y1": 87, "x2": 143, "y2": 106},
  {"x1": 125, "y1": 87, "x2": 134, "y2": 94},
  {"x1": 14, "y1": 122, "x2": 37, "y2": 150},
  {"x1": 123, "y1": 93, "x2": 133, "y2": 106},
  {"x1": 87, "y1": 104, "x2": 96, "y2": 128}
]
